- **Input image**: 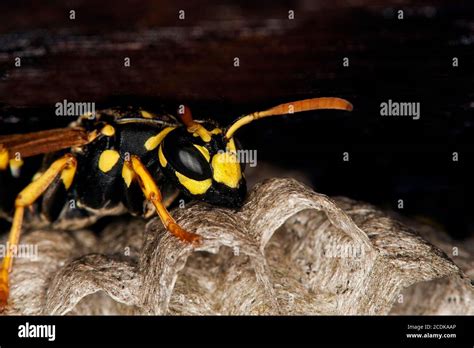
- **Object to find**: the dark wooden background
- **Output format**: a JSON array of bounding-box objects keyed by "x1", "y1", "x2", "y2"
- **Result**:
[{"x1": 0, "y1": 0, "x2": 473, "y2": 239}]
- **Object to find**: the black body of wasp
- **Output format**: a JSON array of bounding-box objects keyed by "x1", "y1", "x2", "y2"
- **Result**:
[
  {"x1": 44, "y1": 107, "x2": 247, "y2": 228},
  {"x1": 0, "y1": 97, "x2": 353, "y2": 309}
]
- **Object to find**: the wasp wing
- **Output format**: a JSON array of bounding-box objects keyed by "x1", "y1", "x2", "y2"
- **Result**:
[{"x1": 0, "y1": 127, "x2": 89, "y2": 158}]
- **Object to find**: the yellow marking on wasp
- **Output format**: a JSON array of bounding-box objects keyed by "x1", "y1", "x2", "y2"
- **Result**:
[
  {"x1": 188, "y1": 125, "x2": 211, "y2": 142},
  {"x1": 180, "y1": 106, "x2": 212, "y2": 143},
  {"x1": 158, "y1": 145, "x2": 167, "y2": 167},
  {"x1": 211, "y1": 151, "x2": 241, "y2": 189},
  {"x1": 140, "y1": 110, "x2": 154, "y2": 119},
  {"x1": 197, "y1": 131, "x2": 211, "y2": 142},
  {"x1": 9, "y1": 158, "x2": 24, "y2": 178},
  {"x1": 121, "y1": 162, "x2": 135, "y2": 187},
  {"x1": 60, "y1": 162, "x2": 77, "y2": 189},
  {"x1": 101, "y1": 125, "x2": 115, "y2": 137},
  {"x1": 193, "y1": 144, "x2": 210, "y2": 162},
  {"x1": 98, "y1": 150, "x2": 120, "y2": 173},
  {"x1": 144, "y1": 127, "x2": 176, "y2": 151},
  {"x1": 0, "y1": 147, "x2": 9, "y2": 170},
  {"x1": 175, "y1": 172, "x2": 212, "y2": 195},
  {"x1": 192, "y1": 127, "x2": 221, "y2": 141}
]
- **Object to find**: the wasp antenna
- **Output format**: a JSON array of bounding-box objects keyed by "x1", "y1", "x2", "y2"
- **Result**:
[
  {"x1": 225, "y1": 97, "x2": 353, "y2": 139},
  {"x1": 178, "y1": 105, "x2": 194, "y2": 128}
]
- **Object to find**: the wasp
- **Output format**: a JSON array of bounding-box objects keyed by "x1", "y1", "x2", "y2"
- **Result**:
[{"x1": 0, "y1": 97, "x2": 352, "y2": 309}]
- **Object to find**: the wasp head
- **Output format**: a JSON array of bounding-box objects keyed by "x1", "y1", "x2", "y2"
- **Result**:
[{"x1": 158, "y1": 122, "x2": 246, "y2": 208}]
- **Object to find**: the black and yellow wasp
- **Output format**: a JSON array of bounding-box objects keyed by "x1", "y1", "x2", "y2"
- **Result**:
[{"x1": 0, "y1": 97, "x2": 352, "y2": 309}]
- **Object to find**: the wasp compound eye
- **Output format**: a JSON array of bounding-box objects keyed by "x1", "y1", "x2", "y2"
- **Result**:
[{"x1": 162, "y1": 132, "x2": 212, "y2": 181}]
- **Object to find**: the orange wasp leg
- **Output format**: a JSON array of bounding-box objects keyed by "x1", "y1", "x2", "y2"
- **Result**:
[
  {"x1": 0, "y1": 154, "x2": 77, "y2": 311},
  {"x1": 125, "y1": 156, "x2": 202, "y2": 246}
]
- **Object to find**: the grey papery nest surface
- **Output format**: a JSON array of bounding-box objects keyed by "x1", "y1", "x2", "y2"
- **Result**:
[{"x1": 3, "y1": 178, "x2": 473, "y2": 315}]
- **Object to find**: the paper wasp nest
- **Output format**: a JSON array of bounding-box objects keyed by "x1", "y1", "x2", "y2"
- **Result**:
[{"x1": 3, "y1": 178, "x2": 473, "y2": 315}]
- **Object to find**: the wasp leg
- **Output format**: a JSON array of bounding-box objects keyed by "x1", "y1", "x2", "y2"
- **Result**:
[
  {"x1": 0, "y1": 146, "x2": 9, "y2": 171},
  {"x1": 0, "y1": 154, "x2": 77, "y2": 310},
  {"x1": 126, "y1": 156, "x2": 202, "y2": 246}
]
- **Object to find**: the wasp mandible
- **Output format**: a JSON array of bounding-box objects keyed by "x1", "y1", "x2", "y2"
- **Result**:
[{"x1": 0, "y1": 97, "x2": 352, "y2": 309}]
